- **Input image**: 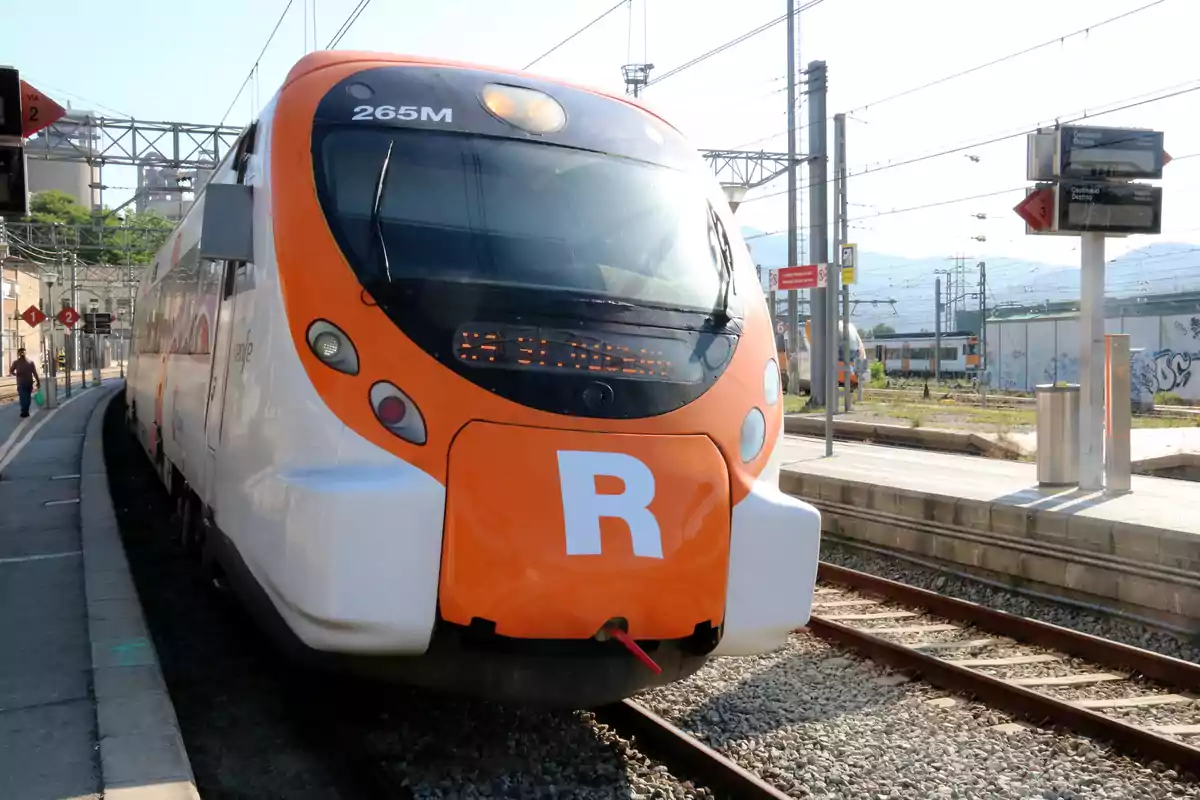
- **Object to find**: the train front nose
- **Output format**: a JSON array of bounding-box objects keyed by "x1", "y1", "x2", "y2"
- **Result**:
[{"x1": 437, "y1": 421, "x2": 731, "y2": 646}]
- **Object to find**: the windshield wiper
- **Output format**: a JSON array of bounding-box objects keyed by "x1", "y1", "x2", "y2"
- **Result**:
[
  {"x1": 709, "y1": 205, "x2": 735, "y2": 325},
  {"x1": 369, "y1": 139, "x2": 396, "y2": 282}
]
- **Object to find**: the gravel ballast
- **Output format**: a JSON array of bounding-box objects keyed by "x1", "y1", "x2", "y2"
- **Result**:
[{"x1": 638, "y1": 633, "x2": 1199, "y2": 798}]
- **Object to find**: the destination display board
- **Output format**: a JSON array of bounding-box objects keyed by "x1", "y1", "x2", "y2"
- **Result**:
[
  {"x1": 1056, "y1": 181, "x2": 1163, "y2": 235},
  {"x1": 1057, "y1": 126, "x2": 1165, "y2": 181}
]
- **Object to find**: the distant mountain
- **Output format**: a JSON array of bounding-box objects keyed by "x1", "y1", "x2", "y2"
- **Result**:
[{"x1": 740, "y1": 227, "x2": 1200, "y2": 333}]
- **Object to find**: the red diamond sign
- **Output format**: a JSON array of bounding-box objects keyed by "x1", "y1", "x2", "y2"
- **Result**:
[
  {"x1": 20, "y1": 305, "x2": 46, "y2": 327},
  {"x1": 56, "y1": 306, "x2": 81, "y2": 328}
]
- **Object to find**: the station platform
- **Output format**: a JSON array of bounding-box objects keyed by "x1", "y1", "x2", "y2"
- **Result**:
[
  {"x1": 0, "y1": 381, "x2": 197, "y2": 800},
  {"x1": 778, "y1": 435, "x2": 1200, "y2": 632}
]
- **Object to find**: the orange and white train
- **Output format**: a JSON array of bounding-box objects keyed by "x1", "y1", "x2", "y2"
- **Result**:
[{"x1": 125, "y1": 51, "x2": 821, "y2": 707}]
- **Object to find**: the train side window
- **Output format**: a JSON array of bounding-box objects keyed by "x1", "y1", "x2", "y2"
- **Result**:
[
  {"x1": 222, "y1": 260, "x2": 238, "y2": 300},
  {"x1": 235, "y1": 122, "x2": 258, "y2": 185}
]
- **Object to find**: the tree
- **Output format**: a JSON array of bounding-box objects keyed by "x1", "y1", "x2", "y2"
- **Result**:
[
  {"x1": 108, "y1": 208, "x2": 175, "y2": 266},
  {"x1": 870, "y1": 323, "x2": 896, "y2": 336},
  {"x1": 28, "y1": 190, "x2": 92, "y2": 226},
  {"x1": 22, "y1": 191, "x2": 174, "y2": 266}
]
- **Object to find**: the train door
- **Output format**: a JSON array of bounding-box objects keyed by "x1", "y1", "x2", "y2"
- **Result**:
[
  {"x1": 202, "y1": 259, "x2": 239, "y2": 505},
  {"x1": 201, "y1": 125, "x2": 257, "y2": 508}
]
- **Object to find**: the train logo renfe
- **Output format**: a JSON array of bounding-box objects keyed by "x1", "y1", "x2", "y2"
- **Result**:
[{"x1": 556, "y1": 450, "x2": 664, "y2": 559}]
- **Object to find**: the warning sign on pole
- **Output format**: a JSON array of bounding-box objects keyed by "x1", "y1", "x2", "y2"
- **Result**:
[
  {"x1": 775, "y1": 264, "x2": 828, "y2": 291},
  {"x1": 840, "y1": 243, "x2": 857, "y2": 285}
]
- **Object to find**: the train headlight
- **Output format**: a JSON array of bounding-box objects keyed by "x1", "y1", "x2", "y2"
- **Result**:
[
  {"x1": 369, "y1": 381, "x2": 427, "y2": 445},
  {"x1": 480, "y1": 84, "x2": 567, "y2": 134},
  {"x1": 739, "y1": 407, "x2": 766, "y2": 463},
  {"x1": 313, "y1": 332, "x2": 341, "y2": 359},
  {"x1": 306, "y1": 320, "x2": 360, "y2": 376},
  {"x1": 764, "y1": 359, "x2": 780, "y2": 405}
]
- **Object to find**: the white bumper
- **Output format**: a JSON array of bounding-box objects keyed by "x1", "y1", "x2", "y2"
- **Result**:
[
  {"x1": 245, "y1": 433, "x2": 817, "y2": 659},
  {"x1": 251, "y1": 461, "x2": 446, "y2": 655},
  {"x1": 712, "y1": 461, "x2": 821, "y2": 656}
]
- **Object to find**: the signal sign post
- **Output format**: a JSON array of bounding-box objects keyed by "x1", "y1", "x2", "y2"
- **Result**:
[
  {"x1": 0, "y1": 67, "x2": 66, "y2": 217},
  {"x1": 56, "y1": 306, "x2": 80, "y2": 399},
  {"x1": 1018, "y1": 124, "x2": 1167, "y2": 492},
  {"x1": 1, "y1": 67, "x2": 67, "y2": 217},
  {"x1": 84, "y1": 312, "x2": 112, "y2": 386},
  {"x1": 840, "y1": 243, "x2": 857, "y2": 414}
]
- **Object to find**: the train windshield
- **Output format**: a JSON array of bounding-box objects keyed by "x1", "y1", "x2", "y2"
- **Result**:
[{"x1": 312, "y1": 127, "x2": 727, "y2": 314}]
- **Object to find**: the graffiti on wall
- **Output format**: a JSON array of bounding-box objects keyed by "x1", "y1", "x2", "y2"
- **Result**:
[
  {"x1": 1150, "y1": 349, "x2": 1196, "y2": 393},
  {"x1": 1171, "y1": 316, "x2": 1200, "y2": 341},
  {"x1": 1042, "y1": 353, "x2": 1079, "y2": 385},
  {"x1": 988, "y1": 314, "x2": 1200, "y2": 402},
  {"x1": 994, "y1": 345, "x2": 1027, "y2": 391}
]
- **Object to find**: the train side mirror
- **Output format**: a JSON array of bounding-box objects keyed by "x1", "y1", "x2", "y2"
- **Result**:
[{"x1": 198, "y1": 182, "x2": 254, "y2": 262}]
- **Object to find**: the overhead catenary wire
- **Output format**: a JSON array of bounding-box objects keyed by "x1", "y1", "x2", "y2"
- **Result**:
[
  {"x1": 741, "y1": 76, "x2": 1200, "y2": 205},
  {"x1": 20, "y1": 78, "x2": 131, "y2": 119},
  {"x1": 326, "y1": 0, "x2": 372, "y2": 49},
  {"x1": 745, "y1": 149, "x2": 1200, "y2": 236},
  {"x1": 524, "y1": 0, "x2": 628, "y2": 70},
  {"x1": 644, "y1": 0, "x2": 827, "y2": 88},
  {"x1": 743, "y1": 0, "x2": 1171, "y2": 149},
  {"x1": 866, "y1": 0, "x2": 1168, "y2": 113},
  {"x1": 847, "y1": 0, "x2": 1169, "y2": 114},
  {"x1": 218, "y1": 0, "x2": 296, "y2": 127}
]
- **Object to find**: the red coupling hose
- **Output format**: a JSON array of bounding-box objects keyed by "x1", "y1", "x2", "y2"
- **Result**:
[{"x1": 605, "y1": 625, "x2": 663, "y2": 675}]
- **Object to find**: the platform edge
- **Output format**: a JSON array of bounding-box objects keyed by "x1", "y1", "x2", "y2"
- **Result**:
[{"x1": 80, "y1": 384, "x2": 201, "y2": 800}]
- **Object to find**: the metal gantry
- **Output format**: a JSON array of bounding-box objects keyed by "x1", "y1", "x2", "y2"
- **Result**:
[
  {"x1": 27, "y1": 114, "x2": 787, "y2": 185},
  {"x1": 24, "y1": 114, "x2": 242, "y2": 169},
  {"x1": 12, "y1": 114, "x2": 798, "y2": 275}
]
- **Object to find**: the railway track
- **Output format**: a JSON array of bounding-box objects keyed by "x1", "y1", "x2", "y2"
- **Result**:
[
  {"x1": 864, "y1": 387, "x2": 1034, "y2": 408},
  {"x1": 809, "y1": 562, "x2": 1200, "y2": 775},
  {"x1": 593, "y1": 702, "x2": 792, "y2": 799},
  {"x1": 863, "y1": 386, "x2": 1199, "y2": 420}
]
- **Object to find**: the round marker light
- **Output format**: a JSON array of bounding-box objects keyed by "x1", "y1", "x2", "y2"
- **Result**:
[
  {"x1": 764, "y1": 359, "x2": 780, "y2": 405},
  {"x1": 369, "y1": 381, "x2": 427, "y2": 446},
  {"x1": 740, "y1": 407, "x2": 766, "y2": 463},
  {"x1": 376, "y1": 395, "x2": 407, "y2": 426},
  {"x1": 480, "y1": 84, "x2": 567, "y2": 135}
]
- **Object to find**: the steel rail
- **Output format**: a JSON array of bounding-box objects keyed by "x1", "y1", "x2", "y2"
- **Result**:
[
  {"x1": 817, "y1": 562, "x2": 1200, "y2": 689},
  {"x1": 811, "y1": 562, "x2": 1200, "y2": 775},
  {"x1": 592, "y1": 700, "x2": 792, "y2": 799}
]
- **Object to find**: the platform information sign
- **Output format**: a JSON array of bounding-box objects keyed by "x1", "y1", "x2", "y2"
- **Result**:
[
  {"x1": 1057, "y1": 126, "x2": 1165, "y2": 181},
  {"x1": 1056, "y1": 182, "x2": 1163, "y2": 235}
]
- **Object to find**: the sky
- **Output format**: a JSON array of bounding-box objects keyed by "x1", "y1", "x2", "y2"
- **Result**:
[{"x1": 3, "y1": 0, "x2": 1198, "y2": 271}]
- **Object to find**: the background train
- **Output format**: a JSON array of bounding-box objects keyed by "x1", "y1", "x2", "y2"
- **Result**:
[
  {"x1": 859, "y1": 330, "x2": 982, "y2": 379},
  {"x1": 124, "y1": 51, "x2": 821, "y2": 708},
  {"x1": 775, "y1": 318, "x2": 867, "y2": 393}
]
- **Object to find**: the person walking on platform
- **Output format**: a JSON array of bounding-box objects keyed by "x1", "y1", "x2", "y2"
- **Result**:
[{"x1": 9, "y1": 347, "x2": 41, "y2": 418}]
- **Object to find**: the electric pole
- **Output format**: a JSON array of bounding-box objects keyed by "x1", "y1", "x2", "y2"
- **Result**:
[
  {"x1": 934, "y1": 276, "x2": 942, "y2": 382},
  {"x1": 785, "y1": 0, "x2": 799, "y2": 395},
  {"x1": 806, "y1": 59, "x2": 828, "y2": 407},
  {"x1": 979, "y1": 260, "x2": 988, "y2": 407},
  {"x1": 834, "y1": 112, "x2": 850, "y2": 413}
]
